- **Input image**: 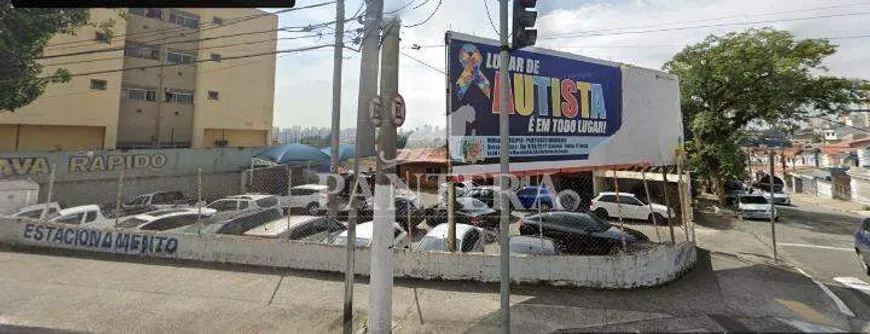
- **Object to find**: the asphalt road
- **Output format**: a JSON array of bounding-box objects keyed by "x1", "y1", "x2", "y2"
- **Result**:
[{"x1": 737, "y1": 198, "x2": 870, "y2": 321}]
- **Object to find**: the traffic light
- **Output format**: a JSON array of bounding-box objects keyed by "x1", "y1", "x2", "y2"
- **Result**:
[{"x1": 512, "y1": 0, "x2": 538, "y2": 50}]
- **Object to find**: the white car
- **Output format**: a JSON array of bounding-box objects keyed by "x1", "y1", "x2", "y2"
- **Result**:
[
  {"x1": 329, "y1": 221, "x2": 408, "y2": 249},
  {"x1": 5, "y1": 202, "x2": 61, "y2": 220},
  {"x1": 288, "y1": 184, "x2": 329, "y2": 214},
  {"x1": 50, "y1": 205, "x2": 113, "y2": 228},
  {"x1": 738, "y1": 194, "x2": 778, "y2": 221},
  {"x1": 590, "y1": 192, "x2": 672, "y2": 223},
  {"x1": 116, "y1": 208, "x2": 216, "y2": 231},
  {"x1": 437, "y1": 181, "x2": 479, "y2": 203},
  {"x1": 761, "y1": 189, "x2": 790, "y2": 205},
  {"x1": 415, "y1": 223, "x2": 485, "y2": 253},
  {"x1": 244, "y1": 215, "x2": 345, "y2": 240},
  {"x1": 206, "y1": 194, "x2": 281, "y2": 213}
]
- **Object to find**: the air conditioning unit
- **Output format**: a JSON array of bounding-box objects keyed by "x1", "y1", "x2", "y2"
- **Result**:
[{"x1": 214, "y1": 139, "x2": 229, "y2": 147}]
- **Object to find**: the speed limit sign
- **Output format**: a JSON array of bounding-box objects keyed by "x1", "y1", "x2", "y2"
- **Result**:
[{"x1": 391, "y1": 93, "x2": 406, "y2": 127}]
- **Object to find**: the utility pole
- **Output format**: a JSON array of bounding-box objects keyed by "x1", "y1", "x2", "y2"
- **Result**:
[
  {"x1": 345, "y1": 1, "x2": 383, "y2": 333},
  {"x1": 769, "y1": 149, "x2": 778, "y2": 262},
  {"x1": 153, "y1": 64, "x2": 166, "y2": 148},
  {"x1": 328, "y1": 0, "x2": 344, "y2": 230},
  {"x1": 498, "y1": 0, "x2": 511, "y2": 332},
  {"x1": 369, "y1": 16, "x2": 399, "y2": 334}
]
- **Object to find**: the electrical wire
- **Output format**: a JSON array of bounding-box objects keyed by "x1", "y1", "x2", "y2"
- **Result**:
[
  {"x1": 483, "y1": 0, "x2": 499, "y2": 36},
  {"x1": 44, "y1": 2, "x2": 336, "y2": 52},
  {"x1": 385, "y1": 0, "x2": 417, "y2": 14},
  {"x1": 403, "y1": 0, "x2": 442, "y2": 28},
  {"x1": 400, "y1": 50, "x2": 445, "y2": 74}
]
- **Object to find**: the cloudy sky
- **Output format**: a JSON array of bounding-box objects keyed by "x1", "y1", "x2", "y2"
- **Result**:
[{"x1": 268, "y1": 0, "x2": 870, "y2": 130}]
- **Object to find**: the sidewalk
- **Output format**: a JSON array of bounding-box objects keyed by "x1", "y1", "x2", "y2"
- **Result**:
[{"x1": 790, "y1": 193, "x2": 870, "y2": 217}]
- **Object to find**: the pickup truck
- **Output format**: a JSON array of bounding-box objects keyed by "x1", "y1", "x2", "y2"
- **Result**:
[
  {"x1": 4, "y1": 202, "x2": 62, "y2": 220},
  {"x1": 50, "y1": 205, "x2": 115, "y2": 229}
]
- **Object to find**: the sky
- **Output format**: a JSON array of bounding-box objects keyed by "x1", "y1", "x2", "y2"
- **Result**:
[{"x1": 268, "y1": 0, "x2": 870, "y2": 130}]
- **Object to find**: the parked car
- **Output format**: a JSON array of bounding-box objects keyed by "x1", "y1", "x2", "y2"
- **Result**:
[
  {"x1": 288, "y1": 184, "x2": 329, "y2": 214},
  {"x1": 4, "y1": 202, "x2": 61, "y2": 220},
  {"x1": 514, "y1": 185, "x2": 556, "y2": 211},
  {"x1": 438, "y1": 181, "x2": 480, "y2": 203},
  {"x1": 244, "y1": 215, "x2": 346, "y2": 241},
  {"x1": 590, "y1": 192, "x2": 672, "y2": 223},
  {"x1": 168, "y1": 207, "x2": 284, "y2": 235},
  {"x1": 122, "y1": 191, "x2": 190, "y2": 215},
  {"x1": 519, "y1": 211, "x2": 648, "y2": 255},
  {"x1": 315, "y1": 195, "x2": 425, "y2": 230},
  {"x1": 329, "y1": 221, "x2": 409, "y2": 249},
  {"x1": 724, "y1": 181, "x2": 749, "y2": 206},
  {"x1": 737, "y1": 194, "x2": 778, "y2": 221},
  {"x1": 509, "y1": 236, "x2": 561, "y2": 256},
  {"x1": 854, "y1": 218, "x2": 870, "y2": 275},
  {"x1": 116, "y1": 208, "x2": 216, "y2": 231},
  {"x1": 415, "y1": 223, "x2": 485, "y2": 253},
  {"x1": 424, "y1": 197, "x2": 502, "y2": 229},
  {"x1": 761, "y1": 188, "x2": 791, "y2": 205},
  {"x1": 463, "y1": 186, "x2": 502, "y2": 209},
  {"x1": 206, "y1": 194, "x2": 281, "y2": 213},
  {"x1": 49, "y1": 205, "x2": 113, "y2": 228}
]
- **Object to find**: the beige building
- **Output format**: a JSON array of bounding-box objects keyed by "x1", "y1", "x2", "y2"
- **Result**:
[{"x1": 0, "y1": 8, "x2": 277, "y2": 152}]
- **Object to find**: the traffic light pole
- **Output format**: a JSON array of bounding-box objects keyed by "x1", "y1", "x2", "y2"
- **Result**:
[{"x1": 498, "y1": 0, "x2": 511, "y2": 333}]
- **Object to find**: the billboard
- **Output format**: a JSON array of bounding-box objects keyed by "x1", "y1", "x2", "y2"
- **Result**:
[{"x1": 446, "y1": 31, "x2": 682, "y2": 174}]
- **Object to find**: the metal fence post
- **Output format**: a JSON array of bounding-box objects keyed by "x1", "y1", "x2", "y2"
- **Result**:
[
  {"x1": 676, "y1": 151, "x2": 689, "y2": 242},
  {"x1": 197, "y1": 168, "x2": 203, "y2": 227},
  {"x1": 641, "y1": 169, "x2": 661, "y2": 243},
  {"x1": 113, "y1": 168, "x2": 125, "y2": 229},
  {"x1": 42, "y1": 165, "x2": 56, "y2": 221},
  {"x1": 612, "y1": 170, "x2": 628, "y2": 253},
  {"x1": 287, "y1": 165, "x2": 293, "y2": 236},
  {"x1": 407, "y1": 170, "x2": 414, "y2": 250}
]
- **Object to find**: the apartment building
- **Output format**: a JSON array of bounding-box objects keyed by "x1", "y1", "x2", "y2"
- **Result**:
[{"x1": 0, "y1": 8, "x2": 277, "y2": 152}]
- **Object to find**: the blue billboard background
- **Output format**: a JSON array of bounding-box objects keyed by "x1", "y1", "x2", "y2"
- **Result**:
[{"x1": 447, "y1": 32, "x2": 623, "y2": 165}]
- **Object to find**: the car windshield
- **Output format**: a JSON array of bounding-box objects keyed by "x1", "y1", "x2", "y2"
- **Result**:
[
  {"x1": 416, "y1": 236, "x2": 448, "y2": 252},
  {"x1": 740, "y1": 196, "x2": 769, "y2": 204},
  {"x1": 331, "y1": 235, "x2": 369, "y2": 247},
  {"x1": 118, "y1": 217, "x2": 149, "y2": 229}
]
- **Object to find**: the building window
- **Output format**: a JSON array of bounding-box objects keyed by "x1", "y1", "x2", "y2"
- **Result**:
[
  {"x1": 94, "y1": 31, "x2": 112, "y2": 43},
  {"x1": 129, "y1": 8, "x2": 145, "y2": 16},
  {"x1": 208, "y1": 90, "x2": 219, "y2": 100},
  {"x1": 166, "y1": 50, "x2": 196, "y2": 64},
  {"x1": 122, "y1": 87, "x2": 157, "y2": 101},
  {"x1": 144, "y1": 8, "x2": 163, "y2": 19},
  {"x1": 212, "y1": 16, "x2": 224, "y2": 25},
  {"x1": 124, "y1": 42, "x2": 160, "y2": 60},
  {"x1": 210, "y1": 53, "x2": 221, "y2": 62},
  {"x1": 90, "y1": 79, "x2": 107, "y2": 90},
  {"x1": 165, "y1": 89, "x2": 195, "y2": 104},
  {"x1": 169, "y1": 10, "x2": 199, "y2": 28}
]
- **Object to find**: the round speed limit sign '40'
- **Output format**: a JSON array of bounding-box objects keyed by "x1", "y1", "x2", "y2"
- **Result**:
[{"x1": 391, "y1": 94, "x2": 406, "y2": 127}]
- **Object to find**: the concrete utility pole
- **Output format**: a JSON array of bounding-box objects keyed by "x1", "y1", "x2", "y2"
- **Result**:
[
  {"x1": 369, "y1": 16, "x2": 400, "y2": 334},
  {"x1": 344, "y1": 1, "x2": 383, "y2": 333},
  {"x1": 498, "y1": 0, "x2": 511, "y2": 332},
  {"x1": 328, "y1": 0, "x2": 344, "y2": 228}
]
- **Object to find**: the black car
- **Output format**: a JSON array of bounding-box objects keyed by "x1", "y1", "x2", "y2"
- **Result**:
[
  {"x1": 519, "y1": 211, "x2": 648, "y2": 255},
  {"x1": 425, "y1": 197, "x2": 502, "y2": 229},
  {"x1": 169, "y1": 207, "x2": 283, "y2": 235},
  {"x1": 318, "y1": 196, "x2": 425, "y2": 230}
]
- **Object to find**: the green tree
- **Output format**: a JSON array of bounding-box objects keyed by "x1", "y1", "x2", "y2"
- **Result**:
[
  {"x1": 664, "y1": 28, "x2": 868, "y2": 204},
  {"x1": 0, "y1": 6, "x2": 118, "y2": 112}
]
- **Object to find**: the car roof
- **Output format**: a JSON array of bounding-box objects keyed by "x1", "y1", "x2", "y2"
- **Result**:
[
  {"x1": 243, "y1": 215, "x2": 323, "y2": 236},
  {"x1": 130, "y1": 208, "x2": 202, "y2": 221},
  {"x1": 225, "y1": 194, "x2": 276, "y2": 201},
  {"x1": 337, "y1": 221, "x2": 402, "y2": 239},
  {"x1": 58, "y1": 205, "x2": 100, "y2": 215},
  {"x1": 597, "y1": 192, "x2": 635, "y2": 196},
  {"x1": 15, "y1": 202, "x2": 60, "y2": 212},
  {"x1": 292, "y1": 184, "x2": 328, "y2": 190},
  {"x1": 426, "y1": 223, "x2": 478, "y2": 239}
]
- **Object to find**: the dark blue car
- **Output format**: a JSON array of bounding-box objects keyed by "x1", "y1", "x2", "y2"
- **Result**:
[
  {"x1": 515, "y1": 185, "x2": 555, "y2": 211},
  {"x1": 855, "y1": 218, "x2": 870, "y2": 275}
]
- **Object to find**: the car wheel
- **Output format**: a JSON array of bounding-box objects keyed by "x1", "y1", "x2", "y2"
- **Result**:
[
  {"x1": 774, "y1": 216, "x2": 779, "y2": 222},
  {"x1": 648, "y1": 213, "x2": 664, "y2": 225},
  {"x1": 539, "y1": 202, "x2": 552, "y2": 211},
  {"x1": 594, "y1": 208, "x2": 609, "y2": 220},
  {"x1": 306, "y1": 202, "x2": 320, "y2": 215}
]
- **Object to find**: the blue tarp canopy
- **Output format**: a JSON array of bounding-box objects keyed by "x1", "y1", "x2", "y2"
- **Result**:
[
  {"x1": 321, "y1": 144, "x2": 355, "y2": 162},
  {"x1": 255, "y1": 143, "x2": 330, "y2": 166}
]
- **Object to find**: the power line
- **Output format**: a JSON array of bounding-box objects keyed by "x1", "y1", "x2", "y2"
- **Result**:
[
  {"x1": 41, "y1": 32, "x2": 331, "y2": 67},
  {"x1": 1, "y1": 44, "x2": 336, "y2": 85},
  {"x1": 540, "y1": 11, "x2": 870, "y2": 40},
  {"x1": 400, "y1": 50, "x2": 445, "y2": 74},
  {"x1": 482, "y1": 0, "x2": 499, "y2": 36},
  {"x1": 403, "y1": 0, "x2": 442, "y2": 28},
  {"x1": 45, "y1": 2, "x2": 336, "y2": 52},
  {"x1": 545, "y1": 2, "x2": 870, "y2": 39}
]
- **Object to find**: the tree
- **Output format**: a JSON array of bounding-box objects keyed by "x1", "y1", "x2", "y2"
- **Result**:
[
  {"x1": 664, "y1": 28, "x2": 869, "y2": 205},
  {"x1": 0, "y1": 6, "x2": 118, "y2": 112}
]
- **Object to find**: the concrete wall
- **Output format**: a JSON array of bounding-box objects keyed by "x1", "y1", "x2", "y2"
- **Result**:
[
  {"x1": 817, "y1": 180, "x2": 833, "y2": 199},
  {"x1": 0, "y1": 220, "x2": 697, "y2": 289}
]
